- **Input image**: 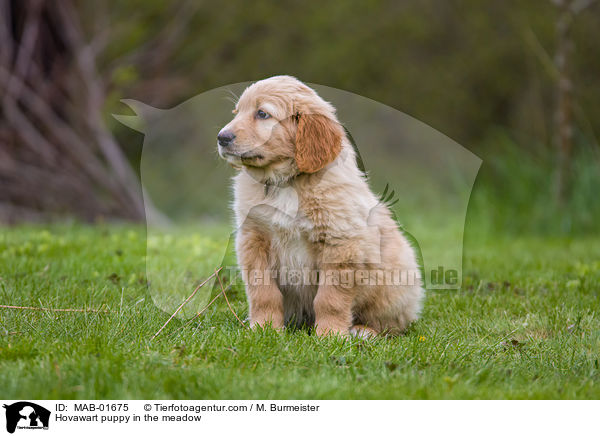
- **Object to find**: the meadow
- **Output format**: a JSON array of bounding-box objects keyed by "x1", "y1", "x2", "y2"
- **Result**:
[{"x1": 1, "y1": 222, "x2": 598, "y2": 399}]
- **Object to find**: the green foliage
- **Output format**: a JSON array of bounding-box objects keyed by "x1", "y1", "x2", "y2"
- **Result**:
[
  {"x1": 103, "y1": 1, "x2": 598, "y2": 145},
  {"x1": 99, "y1": 0, "x2": 599, "y2": 235},
  {"x1": 467, "y1": 129, "x2": 600, "y2": 235},
  {"x1": 1, "y1": 225, "x2": 599, "y2": 399}
]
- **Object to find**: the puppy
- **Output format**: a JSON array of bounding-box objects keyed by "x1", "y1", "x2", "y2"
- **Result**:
[{"x1": 217, "y1": 76, "x2": 424, "y2": 336}]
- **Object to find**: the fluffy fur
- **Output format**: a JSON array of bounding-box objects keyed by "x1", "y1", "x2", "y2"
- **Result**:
[{"x1": 217, "y1": 75, "x2": 424, "y2": 336}]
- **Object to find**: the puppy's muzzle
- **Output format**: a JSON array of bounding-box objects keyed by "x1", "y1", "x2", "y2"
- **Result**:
[{"x1": 217, "y1": 129, "x2": 236, "y2": 147}]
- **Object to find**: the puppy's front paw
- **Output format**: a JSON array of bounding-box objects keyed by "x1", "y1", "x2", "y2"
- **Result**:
[
  {"x1": 315, "y1": 323, "x2": 350, "y2": 337},
  {"x1": 250, "y1": 313, "x2": 284, "y2": 331},
  {"x1": 349, "y1": 324, "x2": 379, "y2": 339}
]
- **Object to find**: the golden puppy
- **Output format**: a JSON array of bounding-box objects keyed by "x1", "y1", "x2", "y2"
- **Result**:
[{"x1": 217, "y1": 76, "x2": 424, "y2": 336}]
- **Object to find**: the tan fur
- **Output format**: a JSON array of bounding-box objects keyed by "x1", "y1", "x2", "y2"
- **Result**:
[
  {"x1": 295, "y1": 114, "x2": 343, "y2": 173},
  {"x1": 218, "y1": 75, "x2": 424, "y2": 337}
]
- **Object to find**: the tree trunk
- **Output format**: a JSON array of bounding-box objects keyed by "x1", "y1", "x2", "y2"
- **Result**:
[
  {"x1": 554, "y1": 0, "x2": 574, "y2": 207},
  {"x1": 0, "y1": 0, "x2": 158, "y2": 223}
]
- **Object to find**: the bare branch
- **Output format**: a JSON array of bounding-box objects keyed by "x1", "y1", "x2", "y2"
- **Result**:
[{"x1": 2, "y1": 0, "x2": 43, "y2": 101}]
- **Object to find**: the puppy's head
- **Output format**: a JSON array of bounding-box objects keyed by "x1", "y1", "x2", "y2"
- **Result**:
[{"x1": 217, "y1": 76, "x2": 344, "y2": 182}]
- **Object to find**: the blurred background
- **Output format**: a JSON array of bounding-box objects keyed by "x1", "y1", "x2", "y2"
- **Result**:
[{"x1": 1, "y1": 0, "x2": 598, "y2": 236}]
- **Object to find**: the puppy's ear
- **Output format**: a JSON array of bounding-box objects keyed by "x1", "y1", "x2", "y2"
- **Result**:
[{"x1": 295, "y1": 113, "x2": 343, "y2": 173}]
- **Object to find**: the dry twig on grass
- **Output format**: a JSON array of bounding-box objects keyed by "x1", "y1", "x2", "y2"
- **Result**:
[
  {"x1": 168, "y1": 293, "x2": 223, "y2": 338},
  {"x1": 0, "y1": 304, "x2": 111, "y2": 313},
  {"x1": 1, "y1": 331, "x2": 23, "y2": 336},
  {"x1": 215, "y1": 268, "x2": 247, "y2": 329},
  {"x1": 151, "y1": 267, "x2": 222, "y2": 340}
]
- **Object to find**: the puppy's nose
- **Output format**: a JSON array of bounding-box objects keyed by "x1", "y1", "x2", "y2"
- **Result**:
[{"x1": 217, "y1": 130, "x2": 235, "y2": 147}]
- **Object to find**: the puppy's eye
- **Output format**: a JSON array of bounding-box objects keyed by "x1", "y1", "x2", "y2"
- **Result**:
[{"x1": 256, "y1": 109, "x2": 271, "y2": 120}]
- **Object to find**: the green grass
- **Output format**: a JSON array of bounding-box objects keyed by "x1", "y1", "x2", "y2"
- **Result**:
[{"x1": 1, "y1": 223, "x2": 599, "y2": 399}]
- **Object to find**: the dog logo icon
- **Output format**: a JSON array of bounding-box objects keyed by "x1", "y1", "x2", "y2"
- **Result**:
[{"x1": 3, "y1": 402, "x2": 50, "y2": 434}]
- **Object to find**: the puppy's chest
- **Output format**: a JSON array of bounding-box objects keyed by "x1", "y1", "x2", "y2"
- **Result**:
[
  {"x1": 243, "y1": 185, "x2": 312, "y2": 231},
  {"x1": 270, "y1": 226, "x2": 315, "y2": 273},
  {"x1": 244, "y1": 186, "x2": 316, "y2": 271}
]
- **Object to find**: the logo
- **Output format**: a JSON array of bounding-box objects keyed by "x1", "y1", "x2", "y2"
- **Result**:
[{"x1": 3, "y1": 402, "x2": 50, "y2": 434}]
